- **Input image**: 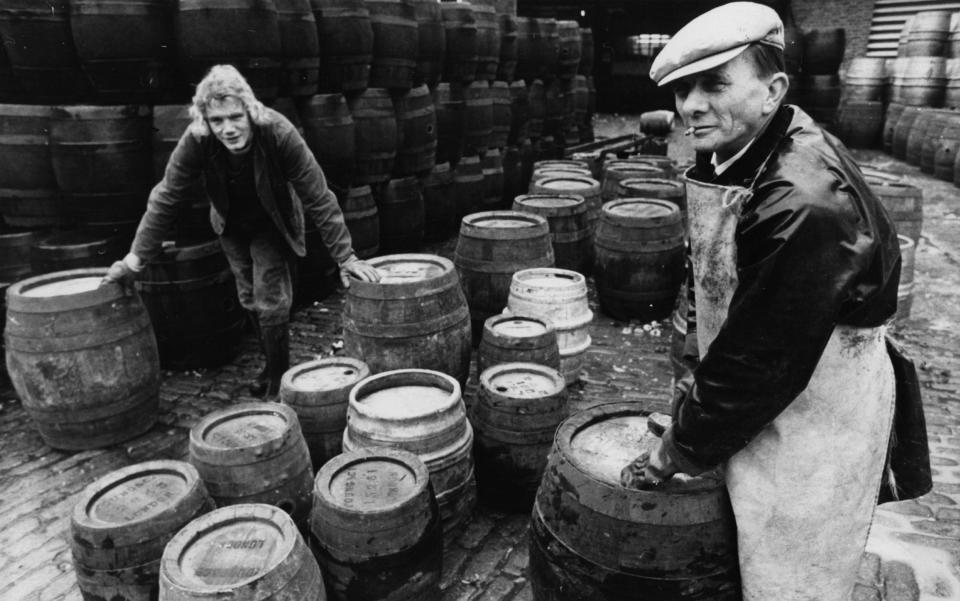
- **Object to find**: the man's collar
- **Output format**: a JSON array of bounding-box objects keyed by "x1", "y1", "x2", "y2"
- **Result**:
[
  {"x1": 711, "y1": 137, "x2": 757, "y2": 176},
  {"x1": 695, "y1": 105, "x2": 793, "y2": 186}
]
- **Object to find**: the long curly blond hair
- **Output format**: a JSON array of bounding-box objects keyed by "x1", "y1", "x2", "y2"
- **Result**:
[{"x1": 188, "y1": 64, "x2": 270, "y2": 135}]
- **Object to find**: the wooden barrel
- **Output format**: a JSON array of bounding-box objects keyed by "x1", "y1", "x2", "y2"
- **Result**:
[
  {"x1": 601, "y1": 162, "x2": 670, "y2": 201},
  {"x1": 802, "y1": 28, "x2": 845, "y2": 75},
  {"x1": 440, "y1": 1, "x2": 478, "y2": 85},
  {"x1": 275, "y1": 0, "x2": 320, "y2": 96},
  {"x1": 348, "y1": 88, "x2": 398, "y2": 185},
  {"x1": 904, "y1": 10, "x2": 952, "y2": 57},
  {"x1": 783, "y1": 22, "x2": 804, "y2": 74},
  {"x1": 920, "y1": 110, "x2": 956, "y2": 172},
  {"x1": 280, "y1": 357, "x2": 370, "y2": 469},
  {"x1": 481, "y1": 148, "x2": 505, "y2": 210},
  {"x1": 342, "y1": 254, "x2": 472, "y2": 387},
  {"x1": 951, "y1": 13, "x2": 960, "y2": 59},
  {"x1": 616, "y1": 177, "x2": 687, "y2": 230},
  {"x1": 945, "y1": 58, "x2": 960, "y2": 108},
  {"x1": 454, "y1": 211, "x2": 554, "y2": 342},
  {"x1": 337, "y1": 184, "x2": 380, "y2": 259},
  {"x1": 637, "y1": 109, "x2": 674, "y2": 136},
  {"x1": 527, "y1": 78, "x2": 546, "y2": 139},
  {"x1": 501, "y1": 144, "x2": 524, "y2": 206},
  {"x1": 490, "y1": 80, "x2": 513, "y2": 148},
  {"x1": 541, "y1": 78, "x2": 567, "y2": 139},
  {"x1": 843, "y1": 56, "x2": 887, "y2": 102},
  {"x1": 422, "y1": 161, "x2": 457, "y2": 242},
  {"x1": 463, "y1": 80, "x2": 494, "y2": 154},
  {"x1": 478, "y1": 314, "x2": 560, "y2": 376},
  {"x1": 883, "y1": 102, "x2": 906, "y2": 154},
  {"x1": 531, "y1": 167, "x2": 593, "y2": 186},
  {"x1": 498, "y1": 14, "x2": 518, "y2": 82},
  {"x1": 71, "y1": 460, "x2": 214, "y2": 601},
  {"x1": 309, "y1": 448, "x2": 442, "y2": 601},
  {"x1": 474, "y1": 3, "x2": 500, "y2": 82},
  {"x1": 529, "y1": 174, "x2": 602, "y2": 236},
  {"x1": 373, "y1": 177, "x2": 424, "y2": 253},
  {"x1": 895, "y1": 234, "x2": 916, "y2": 325},
  {"x1": 800, "y1": 74, "x2": 842, "y2": 124},
  {"x1": 556, "y1": 20, "x2": 581, "y2": 80},
  {"x1": 50, "y1": 104, "x2": 153, "y2": 229},
  {"x1": 594, "y1": 198, "x2": 686, "y2": 323},
  {"x1": 868, "y1": 181, "x2": 923, "y2": 244},
  {"x1": 892, "y1": 106, "x2": 924, "y2": 159},
  {"x1": 837, "y1": 99, "x2": 884, "y2": 149},
  {"x1": 472, "y1": 361, "x2": 567, "y2": 509},
  {"x1": 934, "y1": 114, "x2": 960, "y2": 180},
  {"x1": 515, "y1": 17, "x2": 537, "y2": 83},
  {"x1": 0, "y1": 105, "x2": 57, "y2": 225},
  {"x1": 453, "y1": 154, "x2": 485, "y2": 220},
  {"x1": 189, "y1": 402, "x2": 314, "y2": 529},
  {"x1": 311, "y1": 0, "x2": 373, "y2": 93},
  {"x1": 512, "y1": 193, "x2": 592, "y2": 275},
  {"x1": 393, "y1": 84, "x2": 438, "y2": 177},
  {"x1": 5, "y1": 268, "x2": 160, "y2": 450},
  {"x1": 503, "y1": 267, "x2": 591, "y2": 384},
  {"x1": 529, "y1": 403, "x2": 740, "y2": 600},
  {"x1": 534, "y1": 158, "x2": 590, "y2": 171},
  {"x1": 152, "y1": 104, "x2": 193, "y2": 181},
  {"x1": 176, "y1": 0, "x2": 282, "y2": 100},
  {"x1": 0, "y1": 0, "x2": 91, "y2": 101},
  {"x1": 434, "y1": 82, "x2": 466, "y2": 166},
  {"x1": 299, "y1": 93, "x2": 356, "y2": 187},
  {"x1": 533, "y1": 18, "x2": 559, "y2": 81},
  {"x1": 136, "y1": 236, "x2": 246, "y2": 370},
  {"x1": 905, "y1": 108, "x2": 939, "y2": 165},
  {"x1": 578, "y1": 27, "x2": 593, "y2": 77},
  {"x1": 30, "y1": 228, "x2": 126, "y2": 275},
  {"x1": 160, "y1": 504, "x2": 325, "y2": 601},
  {"x1": 0, "y1": 228, "x2": 35, "y2": 282},
  {"x1": 507, "y1": 80, "x2": 530, "y2": 144},
  {"x1": 366, "y1": 0, "x2": 417, "y2": 91},
  {"x1": 897, "y1": 56, "x2": 946, "y2": 107},
  {"x1": 343, "y1": 368, "x2": 477, "y2": 536},
  {"x1": 70, "y1": 0, "x2": 179, "y2": 102},
  {"x1": 410, "y1": 0, "x2": 445, "y2": 88}
]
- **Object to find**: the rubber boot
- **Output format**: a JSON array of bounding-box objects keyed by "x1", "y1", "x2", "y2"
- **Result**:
[
  {"x1": 247, "y1": 311, "x2": 270, "y2": 396},
  {"x1": 260, "y1": 324, "x2": 290, "y2": 400}
]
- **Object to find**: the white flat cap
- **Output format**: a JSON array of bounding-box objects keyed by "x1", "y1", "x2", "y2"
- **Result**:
[{"x1": 650, "y1": 2, "x2": 784, "y2": 86}]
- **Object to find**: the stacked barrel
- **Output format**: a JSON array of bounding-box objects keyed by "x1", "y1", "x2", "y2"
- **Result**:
[{"x1": 786, "y1": 27, "x2": 845, "y2": 128}]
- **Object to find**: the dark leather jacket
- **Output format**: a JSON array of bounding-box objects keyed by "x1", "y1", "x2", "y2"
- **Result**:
[
  {"x1": 131, "y1": 107, "x2": 353, "y2": 263},
  {"x1": 663, "y1": 105, "x2": 902, "y2": 473}
]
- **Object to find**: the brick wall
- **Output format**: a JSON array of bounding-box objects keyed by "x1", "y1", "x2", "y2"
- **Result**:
[{"x1": 790, "y1": 0, "x2": 876, "y2": 70}]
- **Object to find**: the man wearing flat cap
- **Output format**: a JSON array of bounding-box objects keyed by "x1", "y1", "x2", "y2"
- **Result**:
[{"x1": 620, "y1": 2, "x2": 929, "y2": 600}]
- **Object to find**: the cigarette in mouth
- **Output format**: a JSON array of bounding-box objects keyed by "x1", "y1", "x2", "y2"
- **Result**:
[{"x1": 684, "y1": 127, "x2": 695, "y2": 136}]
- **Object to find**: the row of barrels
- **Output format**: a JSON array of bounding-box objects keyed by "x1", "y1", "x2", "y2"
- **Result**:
[
  {"x1": 783, "y1": 27, "x2": 846, "y2": 76},
  {"x1": 896, "y1": 10, "x2": 960, "y2": 59},
  {"x1": 0, "y1": 0, "x2": 594, "y2": 104}
]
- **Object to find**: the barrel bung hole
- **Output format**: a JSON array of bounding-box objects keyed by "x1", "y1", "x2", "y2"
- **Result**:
[
  {"x1": 278, "y1": 499, "x2": 295, "y2": 514},
  {"x1": 496, "y1": 386, "x2": 508, "y2": 393}
]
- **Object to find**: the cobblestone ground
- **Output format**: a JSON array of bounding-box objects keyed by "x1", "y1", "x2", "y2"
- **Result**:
[{"x1": 1, "y1": 123, "x2": 959, "y2": 601}]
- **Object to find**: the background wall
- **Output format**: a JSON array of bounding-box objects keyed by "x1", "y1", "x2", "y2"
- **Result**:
[{"x1": 789, "y1": 0, "x2": 877, "y2": 71}]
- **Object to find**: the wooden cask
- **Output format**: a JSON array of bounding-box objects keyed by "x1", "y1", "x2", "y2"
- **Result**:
[
  {"x1": 802, "y1": 28, "x2": 845, "y2": 75},
  {"x1": 615, "y1": 178, "x2": 687, "y2": 228},
  {"x1": 528, "y1": 174, "x2": 602, "y2": 235},
  {"x1": 410, "y1": 0, "x2": 445, "y2": 88},
  {"x1": 837, "y1": 100, "x2": 884, "y2": 149},
  {"x1": 903, "y1": 10, "x2": 952, "y2": 57},
  {"x1": 71, "y1": 460, "x2": 214, "y2": 601},
  {"x1": 498, "y1": 14, "x2": 518, "y2": 82},
  {"x1": 473, "y1": 3, "x2": 501, "y2": 82},
  {"x1": 514, "y1": 17, "x2": 536, "y2": 83},
  {"x1": 0, "y1": 104, "x2": 60, "y2": 227},
  {"x1": 920, "y1": 110, "x2": 956, "y2": 173},
  {"x1": 337, "y1": 184, "x2": 380, "y2": 259},
  {"x1": 906, "y1": 108, "x2": 940, "y2": 165},
  {"x1": 556, "y1": 20, "x2": 581, "y2": 80},
  {"x1": 343, "y1": 368, "x2": 477, "y2": 536},
  {"x1": 30, "y1": 227, "x2": 127, "y2": 275},
  {"x1": 578, "y1": 27, "x2": 594, "y2": 76},
  {"x1": 374, "y1": 177, "x2": 425, "y2": 253},
  {"x1": 897, "y1": 56, "x2": 946, "y2": 107},
  {"x1": 440, "y1": 1, "x2": 478, "y2": 85},
  {"x1": 189, "y1": 402, "x2": 314, "y2": 530},
  {"x1": 868, "y1": 181, "x2": 923, "y2": 244},
  {"x1": 481, "y1": 148, "x2": 505, "y2": 210},
  {"x1": 311, "y1": 0, "x2": 373, "y2": 93},
  {"x1": 300, "y1": 93, "x2": 356, "y2": 187},
  {"x1": 526, "y1": 78, "x2": 546, "y2": 138},
  {"x1": 452, "y1": 154, "x2": 485, "y2": 220},
  {"x1": 892, "y1": 105, "x2": 924, "y2": 159},
  {"x1": 309, "y1": 448, "x2": 442, "y2": 601},
  {"x1": 503, "y1": 267, "x2": 592, "y2": 384},
  {"x1": 348, "y1": 88, "x2": 398, "y2": 185},
  {"x1": 5, "y1": 268, "x2": 160, "y2": 450},
  {"x1": 280, "y1": 357, "x2": 370, "y2": 470},
  {"x1": 501, "y1": 145, "x2": 525, "y2": 206},
  {"x1": 843, "y1": 56, "x2": 887, "y2": 102},
  {"x1": 508, "y1": 79, "x2": 530, "y2": 144},
  {"x1": 477, "y1": 314, "x2": 561, "y2": 375},
  {"x1": 342, "y1": 253, "x2": 472, "y2": 387},
  {"x1": 0, "y1": 228, "x2": 37, "y2": 282},
  {"x1": 276, "y1": 0, "x2": 320, "y2": 96},
  {"x1": 421, "y1": 161, "x2": 458, "y2": 242},
  {"x1": 366, "y1": 0, "x2": 417, "y2": 91},
  {"x1": 136, "y1": 237, "x2": 246, "y2": 370},
  {"x1": 393, "y1": 84, "x2": 438, "y2": 177},
  {"x1": 472, "y1": 362, "x2": 567, "y2": 510},
  {"x1": 533, "y1": 18, "x2": 559, "y2": 81},
  {"x1": 934, "y1": 114, "x2": 960, "y2": 180},
  {"x1": 530, "y1": 404, "x2": 740, "y2": 600},
  {"x1": 601, "y1": 161, "x2": 669, "y2": 201},
  {"x1": 883, "y1": 102, "x2": 906, "y2": 154},
  {"x1": 434, "y1": 82, "x2": 466, "y2": 166},
  {"x1": 453, "y1": 211, "x2": 554, "y2": 343},
  {"x1": 945, "y1": 57, "x2": 960, "y2": 108},
  {"x1": 512, "y1": 193, "x2": 592, "y2": 275},
  {"x1": 490, "y1": 80, "x2": 513, "y2": 148},
  {"x1": 160, "y1": 504, "x2": 325, "y2": 601},
  {"x1": 594, "y1": 198, "x2": 686, "y2": 322},
  {"x1": 463, "y1": 80, "x2": 494, "y2": 154}
]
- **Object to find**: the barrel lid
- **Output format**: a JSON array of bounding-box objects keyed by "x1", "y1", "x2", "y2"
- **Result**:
[
  {"x1": 618, "y1": 178, "x2": 683, "y2": 197},
  {"x1": 603, "y1": 198, "x2": 679, "y2": 220},
  {"x1": 513, "y1": 193, "x2": 585, "y2": 211},
  {"x1": 160, "y1": 504, "x2": 297, "y2": 592},
  {"x1": 282, "y1": 357, "x2": 370, "y2": 393},
  {"x1": 605, "y1": 163, "x2": 665, "y2": 175},
  {"x1": 461, "y1": 210, "x2": 549, "y2": 231},
  {"x1": 4, "y1": 268, "x2": 132, "y2": 313},
  {"x1": 535, "y1": 176, "x2": 599, "y2": 192},
  {"x1": 349, "y1": 368, "x2": 461, "y2": 423},
  {"x1": 20, "y1": 275, "x2": 103, "y2": 298},
  {"x1": 511, "y1": 266, "x2": 586, "y2": 289},
  {"x1": 486, "y1": 314, "x2": 553, "y2": 338},
  {"x1": 533, "y1": 167, "x2": 592, "y2": 180},
  {"x1": 189, "y1": 402, "x2": 300, "y2": 465},
  {"x1": 314, "y1": 448, "x2": 429, "y2": 514},
  {"x1": 479, "y1": 362, "x2": 565, "y2": 399},
  {"x1": 558, "y1": 402, "x2": 718, "y2": 492},
  {"x1": 348, "y1": 253, "x2": 457, "y2": 298},
  {"x1": 72, "y1": 460, "x2": 207, "y2": 546}
]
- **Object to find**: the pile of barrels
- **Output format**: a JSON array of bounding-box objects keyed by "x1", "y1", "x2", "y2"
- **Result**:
[{"x1": 783, "y1": 25, "x2": 846, "y2": 128}]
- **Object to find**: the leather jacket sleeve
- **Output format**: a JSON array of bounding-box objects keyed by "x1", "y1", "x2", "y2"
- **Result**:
[
  {"x1": 663, "y1": 160, "x2": 900, "y2": 475},
  {"x1": 274, "y1": 121, "x2": 354, "y2": 265}
]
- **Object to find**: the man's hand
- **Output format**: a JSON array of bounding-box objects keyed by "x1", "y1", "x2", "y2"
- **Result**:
[
  {"x1": 339, "y1": 256, "x2": 380, "y2": 288},
  {"x1": 101, "y1": 256, "x2": 139, "y2": 293},
  {"x1": 620, "y1": 439, "x2": 680, "y2": 490}
]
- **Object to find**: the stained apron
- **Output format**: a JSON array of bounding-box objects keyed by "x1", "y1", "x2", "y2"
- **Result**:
[{"x1": 683, "y1": 176, "x2": 896, "y2": 601}]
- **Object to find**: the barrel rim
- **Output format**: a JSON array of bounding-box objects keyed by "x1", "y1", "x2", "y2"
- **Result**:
[
  {"x1": 159, "y1": 503, "x2": 299, "y2": 593},
  {"x1": 478, "y1": 361, "x2": 566, "y2": 399},
  {"x1": 189, "y1": 401, "x2": 301, "y2": 461},
  {"x1": 280, "y1": 356, "x2": 370, "y2": 395},
  {"x1": 513, "y1": 193, "x2": 587, "y2": 211},
  {"x1": 483, "y1": 312, "x2": 556, "y2": 339},
  {"x1": 460, "y1": 210, "x2": 550, "y2": 231},
  {"x1": 312, "y1": 447, "x2": 430, "y2": 515},
  {"x1": 347, "y1": 253, "x2": 458, "y2": 297},
  {"x1": 348, "y1": 368, "x2": 462, "y2": 422},
  {"x1": 6, "y1": 268, "x2": 120, "y2": 312},
  {"x1": 511, "y1": 266, "x2": 586, "y2": 288},
  {"x1": 617, "y1": 177, "x2": 684, "y2": 195},
  {"x1": 600, "y1": 197, "x2": 681, "y2": 222},
  {"x1": 71, "y1": 460, "x2": 206, "y2": 543}
]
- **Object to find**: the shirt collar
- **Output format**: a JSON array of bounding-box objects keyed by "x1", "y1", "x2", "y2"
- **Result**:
[{"x1": 711, "y1": 137, "x2": 757, "y2": 176}]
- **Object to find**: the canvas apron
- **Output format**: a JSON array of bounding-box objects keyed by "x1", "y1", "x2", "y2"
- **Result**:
[{"x1": 683, "y1": 175, "x2": 896, "y2": 601}]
